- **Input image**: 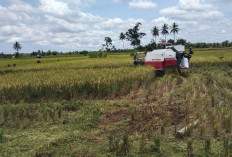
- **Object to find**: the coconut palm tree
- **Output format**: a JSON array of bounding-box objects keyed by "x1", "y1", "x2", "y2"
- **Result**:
[
  {"x1": 104, "y1": 37, "x2": 112, "y2": 48},
  {"x1": 161, "y1": 24, "x2": 169, "y2": 46},
  {"x1": 125, "y1": 22, "x2": 146, "y2": 48},
  {"x1": 119, "y1": 32, "x2": 126, "y2": 50},
  {"x1": 13, "y1": 41, "x2": 22, "y2": 58},
  {"x1": 104, "y1": 37, "x2": 112, "y2": 52},
  {"x1": 13, "y1": 41, "x2": 22, "y2": 53},
  {"x1": 170, "y1": 22, "x2": 180, "y2": 45},
  {"x1": 151, "y1": 26, "x2": 159, "y2": 43}
]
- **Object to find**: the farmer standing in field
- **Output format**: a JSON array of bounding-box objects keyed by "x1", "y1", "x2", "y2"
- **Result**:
[{"x1": 188, "y1": 47, "x2": 194, "y2": 60}]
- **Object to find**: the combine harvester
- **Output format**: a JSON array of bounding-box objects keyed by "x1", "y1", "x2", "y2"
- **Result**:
[{"x1": 133, "y1": 45, "x2": 193, "y2": 76}]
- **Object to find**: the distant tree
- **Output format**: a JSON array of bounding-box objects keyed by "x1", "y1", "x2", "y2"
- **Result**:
[
  {"x1": 80, "y1": 50, "x2": 89, "y2": 56},
  {"x1": 111, "y1": 45, "x2": 117, "y2": 52},
  {"x1": 104, "y1": 37, "x2": 112, "y2": 48},
  {"x1": 41, "y1": 51, "x2": 45, "y2": 56},
  {"x1": 222, "y1": 40, "x2": 229, "y2": 47},
  {"x1": 30, "y1": 51, "x2": 37, "y2": 57},
  {"x1": 144, "y1": 41, "x2": 156, "y2": 51},
  {"x1": 176, "y1": 38, "x2": 186, "y2": 45},
  {"x1": 47, "y1": 50, "x2": 51, "y2": 56},
  {"x1": 229, "y1": 41, "x2": 232, "y2": 47},
  {"x1": 185, "y1": 42, "x2": 192, "y2": 49},
  {"x1": 126, "y1": 22, "x2": 146, "y2": 48},
  {"x1": 52, "y1": 51, "x2": 57, "y2": 55},
  {"x1": 170, "y1": 22, "x2": 179, "y2": 44},
  {"x1": 119, "y1": 32, "x2": 126, "y2": 50},
  {"x1": 160, "y1": 39, "x2": 166, "y2": 43},
  {"x1": 168, "y1": 39, "x2": 174, "y2": 45},
  {"x1": 13, "y1": 41, "x2": 22, "y2": 53},
  {"x1": 13, "y1": 41, "x2": 22, "y2": 58},
  {"x1": 161, "y1": 24, "x2": 169, "y2": 46},
  {"x1": 151, "y1": 26, "x2": 159, "y2": 43},
  {"x1": 0, "y1": 52, "x2": 3, "y2": 58}
]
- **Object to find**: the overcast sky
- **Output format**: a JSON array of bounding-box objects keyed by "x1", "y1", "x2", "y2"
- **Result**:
[{"x1": 0, "y1": 0, "x2": 232, "y2": 53}]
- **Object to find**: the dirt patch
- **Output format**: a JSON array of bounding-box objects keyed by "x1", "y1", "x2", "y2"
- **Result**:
[
  {"x1": 100, "y1": 109, "x2": 130, "y2": 126},
  {"x1": 99, "y1": 102, "x2": 185, "y2": 137}
]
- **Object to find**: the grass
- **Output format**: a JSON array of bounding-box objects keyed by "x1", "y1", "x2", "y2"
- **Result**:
[{"x1": 0, "y1": 48, "x2": 232, "y2": 156}]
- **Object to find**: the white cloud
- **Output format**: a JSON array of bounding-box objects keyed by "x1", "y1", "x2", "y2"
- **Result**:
[
  {"x1": 0, "y1": 0, "x2": 148, "y2": 52},
  {"x1": 39, "y1": 0, "x2": 72, "y2": 16},
  {"x1": 160, "y1": 0, "x2": 223, "y2": 21},
  {"x1": 8, "y1": 0, "x2": 38, "y2": 13},
  {"x1": 157, "y1": 0, "x2": 232, "y2": 43},
  {"x1": 129, "y1": 0, "x2": 157, "y2": 10},
  {"x1": 113, "y1": 0, "x2": 157, "y2": 10},
  {"x1": 209, "y1": 0, "x2": 232, "y2": 3},
  {"x1": 113, "y1": 0, "x2": 126, "y2": 3}
]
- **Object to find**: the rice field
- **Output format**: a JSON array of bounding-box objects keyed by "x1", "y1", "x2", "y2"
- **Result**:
[
  {"x1": 0, "y1": 54, "x2": 155, "y2": 104},
  {"x1": 0, "y1": 67, "x2": 154, "y2": 104},
  {"x1": 0, "y1": 48, "x2": 232, "y2": 156}
]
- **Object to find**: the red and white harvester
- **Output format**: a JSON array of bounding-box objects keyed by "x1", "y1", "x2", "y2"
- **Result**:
[{"x1": 133, "y1": 45, "x2": 193, "y2": 75}]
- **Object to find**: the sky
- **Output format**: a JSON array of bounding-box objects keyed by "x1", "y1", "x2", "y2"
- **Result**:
[{"x1": 0, "y1": 0, "x2": 232, "y2": 53}]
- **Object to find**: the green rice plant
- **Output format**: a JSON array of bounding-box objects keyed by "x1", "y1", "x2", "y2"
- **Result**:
[
  {"x1": 205, "y1": 138, "x2": 211, "y2": 153},
  {"x1": 57, "y1": 105, "x2": 62, "y2": 119},
  {"x1": 130, "y1": 107, "x2": 136, "y2": 121},
  {"x1": 139, "y1": 133, "x2": 147, "y2": 153},
  {"x1": 108, "y1": 135, "x2": 119, "y2": 153},
  {"x1": 224, "y1": 137, "x2": 229, "y2": 157},
  {"x1": 211, "y1": 95, "x2": 215, "y2": 107},
  {"x1": 168, "y1": 93, "x2": 173, "y2": 106},
  {"x1": 213, "y1": 122, "x2": 220, "y2": 137},
  {"x1": 186, "y1": 124, "x2": 193, "y2": 137},
  {"x1": 90, "y1": 108, "x2": 101, "y2": 128},
  {"x1": 0, "y1": 130, "x2": 5, "y2": 143},
  {"x1": 49, "y1": 109, "x2": 56, "y2": 122},
  {"x1": 62, "y1": 101, "x2": 82, "y2": 111},
  {"x1": 225, "y1": 115, "x2": 231, "y2": 133},
  {"x1": 146, "y1": 107, "x2": 153, "y2": 119},
  {"x1": 18, "y1": 106, "x2": 25, "y2": 120},
  {"x1": 119, "y1": 133, "x2": 130, "y2": 156},
  {"x1": 174, "y1": 124, "x2": 178, "y2": 135},
  {"x1": 150, "y1": 137, "x2": 161, "y2": 153},
  {"x1": 146, "y1": 120, "x2": 154, "y2": 139},
  {"x1": 184, "y1": 103, "x2": 191, "y2": 125},
  {"x1": 43, "y1": 108, "x2": 50, "y2": 122},
  {"x1": 10, "y1": 106, "x2": 18, "y2": 122},
  {"x1": 198, "y1": 123, "x2": 206, "y2": 136},
  {"x1": 108, "y1": 134, "x2": 114, "y2": 152},
  {"x1": 161, "y1": 118, "x2": 168, "y2": 135},
  {"x1": 187, "y1": 140, "x2": 194, "y2": 157},
  {"x1": 3, "y1": 104, "x2": 11, "y2": 123}
]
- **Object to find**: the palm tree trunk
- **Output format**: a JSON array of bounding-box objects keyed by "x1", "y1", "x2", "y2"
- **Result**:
[
  {"x1": 174, "y1": 33, "x2": 175, "y2": 45},
  {"x1": 165, "y1": 35, "x2": 166, "y2": 47},
  {"x1": 123, "y1": 40, "x2": 125, "y2": 50}
]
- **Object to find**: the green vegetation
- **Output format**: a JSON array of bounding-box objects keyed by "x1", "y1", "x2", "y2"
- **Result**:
[
  {"x1": 0, "y1": 48, "x2": 232, "y2": 156},
  {"x1": 125, "y1": 22, "x2": 146, "y2": 48}
]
